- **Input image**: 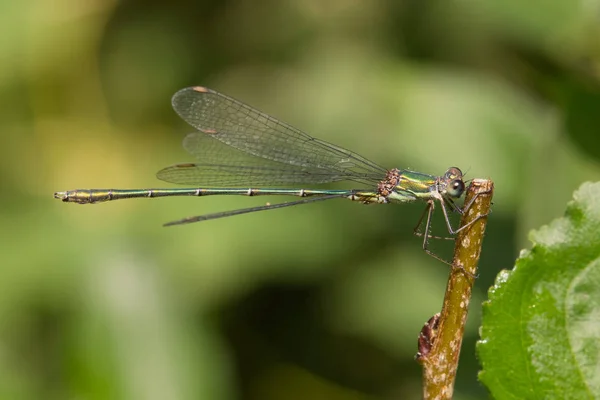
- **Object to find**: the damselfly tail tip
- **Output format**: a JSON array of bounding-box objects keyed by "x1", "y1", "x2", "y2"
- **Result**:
[{"x1": 53, "y1": 191, "x2": 67, "y2": 201}]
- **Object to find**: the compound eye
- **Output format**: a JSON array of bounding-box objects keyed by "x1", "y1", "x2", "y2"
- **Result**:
[
  {"x1": 448, "y1": 179, "x2": 465, "y2": 198},
  {"x1": 444, "y1": 167, "x2": 463, "y2": 180}
]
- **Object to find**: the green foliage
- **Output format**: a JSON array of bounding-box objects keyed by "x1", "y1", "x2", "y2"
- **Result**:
[
  {"x1": 2, "y1": 0, "x2": 600, "y2": 399},
  {"x1": 478, "y1": 182, "x2": 600, "y2": 399}
]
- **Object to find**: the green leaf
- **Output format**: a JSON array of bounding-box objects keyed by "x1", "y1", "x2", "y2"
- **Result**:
[{"x1": 478, "y1": 182, "x2": 600, "y2": 399}]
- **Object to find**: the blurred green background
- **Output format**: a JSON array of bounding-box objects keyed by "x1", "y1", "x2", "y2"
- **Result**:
[{"x1": 2, "y1": 0, "x2": 600, "y2": 399}]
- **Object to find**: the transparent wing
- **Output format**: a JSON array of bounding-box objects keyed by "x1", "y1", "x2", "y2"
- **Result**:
[
  {"x1": 157, "y1": 133, "x2": 381, "y2": 187},
  {"x1": 171, "y1": 86, "x2": 387, "y2": 179}
]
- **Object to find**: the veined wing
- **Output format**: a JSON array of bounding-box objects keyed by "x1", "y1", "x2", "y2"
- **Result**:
[
  {"x1": 171, "y1": 86, "x2": 387, "y2": 178},
  {"x1": 157, "y1": 132, "x2": 383, "y2": 187}
]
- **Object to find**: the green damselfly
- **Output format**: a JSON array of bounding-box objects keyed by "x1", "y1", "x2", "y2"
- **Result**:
[{"x1": 54, "y1": 86, "x2": 483, "y2": 263}]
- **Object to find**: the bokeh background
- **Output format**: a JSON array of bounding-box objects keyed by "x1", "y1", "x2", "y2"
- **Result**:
[{"x1": 3, "y1": 1, "x2": 600, "y2": 399}]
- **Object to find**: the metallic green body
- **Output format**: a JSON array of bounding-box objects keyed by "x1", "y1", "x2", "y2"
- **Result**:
[
  {"x1": 388, "y1": 170, "x2": 437, "y2": 203},
  {"x1": 55, "y1": 168, "x2": 444, "y2": 206},
  {"x1": 54, "y1": 86, "x2": 471, "y2": 241},
  {"x1": 55, "y1": 187, "x2": 387, "y2": 205}
]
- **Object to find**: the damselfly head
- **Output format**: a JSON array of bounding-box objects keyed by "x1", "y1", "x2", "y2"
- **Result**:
[{"x1": 443, "y1": 167, "x2": 465, "y2": 199}]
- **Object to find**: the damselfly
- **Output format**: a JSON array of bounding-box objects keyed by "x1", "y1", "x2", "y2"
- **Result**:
[{"x1": 54, "y1": 86, "x2": 483, "y2": 263}]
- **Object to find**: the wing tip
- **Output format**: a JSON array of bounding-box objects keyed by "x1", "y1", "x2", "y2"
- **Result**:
[{"x1": 172, "y1": 86, "x2": 210, "y2": 102}]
